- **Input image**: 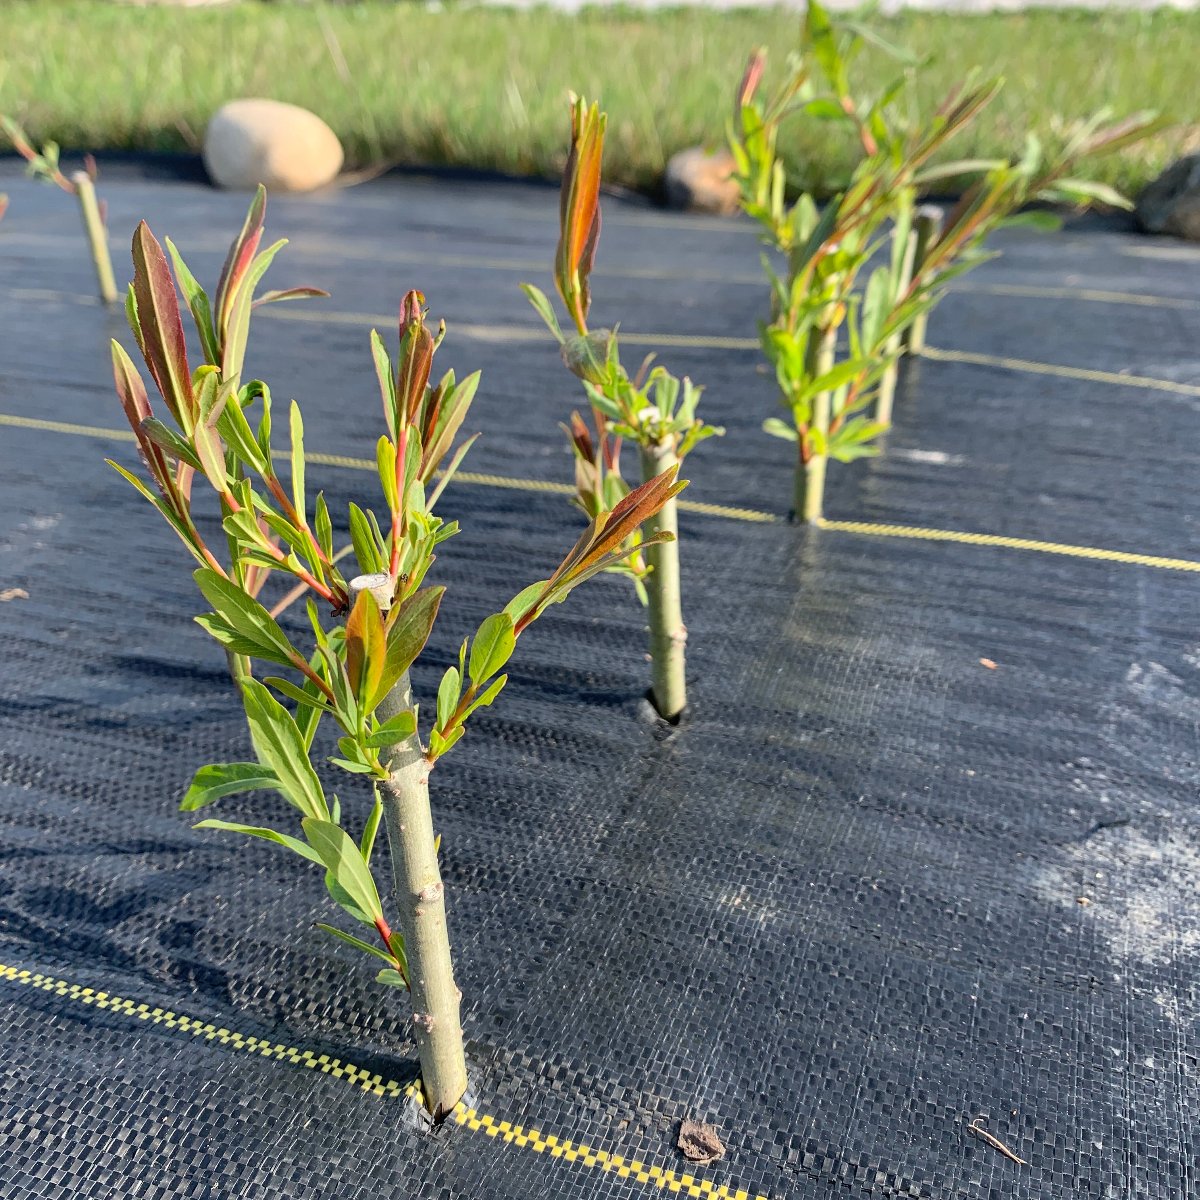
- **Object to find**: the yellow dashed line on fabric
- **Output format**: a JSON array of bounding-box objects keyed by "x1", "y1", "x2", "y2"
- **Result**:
[
  {"x1": 3, "y1": 412, "x2": 1199, "y2": 565},
  {"x1": 450, "y1": 1106, "x2": 764, "y2": 1199},
  {"x1": 0, "y1": 961, "x2": 415, "y2": 1101},
  {"x1": 952, "y1": 282, "x2": 1200, "y2": 311},
  {"x1": 258, "y1": 307, "x2": 1200, "y2": 392},
  {"x1": 816, "y1": 518, "x2": 1200, "y2": 572},
  {"x1": 0, "y1": 413, "x2": 139, "y2": 441},
  {"x1": 258, "y1": 305, "x2": 762, "y2": 351},
  {"x1": 920, "y1": 346, "x2": 1200, "y2": 397},
  {"x1": 0, "y1": 961, "x2": 771, "y2": 1200},
  {"x1": 0, "y1": 414, "x2": 774, "y2": 524},
  {"x1": 5, "y1": 285, "x2": 1198, "y2": 388}
]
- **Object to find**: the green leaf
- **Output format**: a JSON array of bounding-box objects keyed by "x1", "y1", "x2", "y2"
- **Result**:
[
  {"x1": 180, "y1": 761, "x2": 279, "y2": 812},
  {"x1": 193, "y1": 615, "x2": 268, "y2": 659},
  {"x1": 288, "y1": 400, "x2": 306, "y2": 519},
  {"x1": 301, "y1": 818, "x2": 384, "y2": 925},
  {"x1": 362, "y1": 710, "x2": 417, "y2": 748},
  {"x1": 1000, "y1": 209, "x2": 1063, "y2": 232},
  {"x1": 241, "y1": 678, "x2": 328, "y2": 820},
  {"x1": 437, "y1": 666, "x2": 461, "y2": 730},
  {"x1": 428, "y1": 724, "x2": 466, "y2": 761},
  {"x1": 325, "y1": 875, "x2": 372, "y2": 926},
  {"x1": 830, "y1": 440, "x2": 880, "y2": 463},
  {"x1": 193, "y1": 568, "x2": 299, "y2": 669},
  {"x1": 314, "y1": 493, "x2": 333, "y2": 561},
  {"x1": 371, "y1": 329, "x2": 397, "y2": 437},
  {"x1": 503, "y1": 580, "x2": 548, "y2": 624},
  {"x1": 376, "y1": 435, "x2": 399, "y2": 512},
  {"x1": 137, "y1": 417, "x2": 201, "y2": 470},
  {"x1": 806, "y1": 357, "x2": 871, "y2": 400},
  {"x1": 262, "y1": 675, "x2": 333, "y2": 716},
  {"x1": 801, "y1": 98, "x2": 851, "y2": 121},
  {"x1": 329, "y1": 757, "x2": 379, "y2": 776},
  {"x1": 348, "y1": 503, "x2": 387, "y2": 575},
  {"x1": 222, "y1": 238, "x2": 287, "y2": 386},
  {"x1": 520, "y1": 282, "x2": 565, "y2": 343},
  {"x1": 361, "y1": 788, "x2": 383, "y2": 861},
  {"x1": 165, "y1": 237, "x2": 219, "y2": 365},
  {"x1": 252, "y1": 286, "x2": 329, "y2": 308},
  {"x1": 215, "y1": 390, "x2": 268, "y2": 475},
  {"x1": 1045, "y1": 177, "x2": 1130, "y2": 210},
  {"x1": 254, "y1": 381, "x2": 274, "y2": 467},
  {"x1": 316, "y1": 923, "x2": 395, "y2": 965},
  {"x1": 468, "y1": 612, "x2": 515, "y2": 687},
  {"x1": 376, "y1": 968, "x2": 408, "y2": 988},
  {"x1": 193, "y1": 818, "x2": 324, "y2": 866},
  {"x1": 763, "y1": 417, "x2": 799, "y2": 442},
  {"x1": 464, "y1": 673, "x2": 507, "y2": 719},
  {"x1": 380, "y1": 586, "x2": 444, "y2": 696}
]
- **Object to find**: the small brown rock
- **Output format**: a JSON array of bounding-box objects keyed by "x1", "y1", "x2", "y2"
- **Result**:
[
  {"x1": 203, "y1": 99, "x2": 343, "y2": 193},
  {"x1": 1135, "y1": 154, "x2": 1200, "y2": 242},
  {"x1": 664, "y1": 147, "x2": 740, "y2": 216},
  {"x1": 677, "y1": 1117, "x2": 725, "y2": 1164}
]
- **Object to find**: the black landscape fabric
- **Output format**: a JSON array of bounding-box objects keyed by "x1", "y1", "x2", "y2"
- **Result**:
[{"x1": 0, "y1": 163, "x2": 1198, "y2": 1200}]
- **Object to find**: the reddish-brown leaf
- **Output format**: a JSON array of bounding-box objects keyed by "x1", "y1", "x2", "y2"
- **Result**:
[
  {"x1": 214, "y1": 185, "x2": 267, "y2": 332},
  {"x1": 131, "y1": 222, "x2": 194, "y2": 430},
  {"x1": 396, "y1": 291, "x2": 434, "y2": 425},
  {"x1": 346, "y1": 588, "x2": 387, "y2": 708},
  {"x1": 582, "y1": 465, "x2": 685, "y2": 568}
]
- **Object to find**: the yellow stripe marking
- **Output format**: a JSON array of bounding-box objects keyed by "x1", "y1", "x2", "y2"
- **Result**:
[
  {"x1": 5, "y1": 283, "x2": 1197, "y2": 386},
  {"x1": 920, "y1": 346, "x2": 1200, "y2": 398},
  {"x1": 0, "y1": 413, "x2": 138, "y2": 441},
  {"x1": 0, "y1": 961, "x2": 415, "y2": 1101},
  {"x1": 3, "y1": 412, "x2": 1198, "y2": 568},
  {"x1": 0, "y1": 961, "x2": 774, "y2": 1200},
  {"x1": 817, "y1": 518, "x2": 1200, "y2": 573},
  {"x1": 257, "y1": 305, "x2": 762, "y2": 351},
  {"x1": 0, "y1": 414, "x2": 774, "y2": 524},
  {"x1": 952, "y1": 282, "x2": 1200, "y2": 312},
  {"x1": 259, "y1": 306, "x2": 1200, "y2": 390}
]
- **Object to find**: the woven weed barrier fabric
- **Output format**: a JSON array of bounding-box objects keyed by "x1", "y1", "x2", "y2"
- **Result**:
[{"x1": 0, "y1": 165, "x2": 1197, "y2": 1199}]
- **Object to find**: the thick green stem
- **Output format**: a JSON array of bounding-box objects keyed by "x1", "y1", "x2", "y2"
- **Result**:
[
  {"x1": 796, "y1": 322, "x2": 837, "y2": 525},
  {"x1": 902, "y1": 205, "x2": 944, "y2": 355},
  {"x1": 637, "y1": 439, "x2": 686, "y2": 721},
  {"x1": 796, "y1": 441, "x2": 828, "y2": 524},
  {"x1": 352, "y1": 573, "x2": 467, "y2": 1121},
  {"x1": 225, "y1": 649, "x2": 251, "y2": 687},
  {"x1": 71, "y1": 171, "x2": 117, "y2": 305},
  {"x1": 876, "y1": 224, "x2": 918, "y2": 427}
]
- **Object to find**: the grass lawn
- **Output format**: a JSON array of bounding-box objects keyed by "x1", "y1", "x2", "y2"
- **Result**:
[{"x1": 0, "y1": 1, "x2": 1196, "y2": 196}]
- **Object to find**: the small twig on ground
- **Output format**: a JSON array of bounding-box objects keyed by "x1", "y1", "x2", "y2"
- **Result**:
[{"x1": 967, "y1": 1116, "x2": 1027, "y2": 1166}]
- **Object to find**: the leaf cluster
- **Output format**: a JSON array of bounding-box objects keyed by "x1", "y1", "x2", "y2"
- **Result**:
[
  {"x1": 110, "y1": 190, "x2": 683, "y2": 987},
  {"x1": 1, "y1": 114, "x2": 80, "y2": 194},
  {"x1": 522, "y1": 96, "x2": 716, "y2": 600},
  {"x1": 729, "y1": 0, "x2": 1164, "y2": 460}
]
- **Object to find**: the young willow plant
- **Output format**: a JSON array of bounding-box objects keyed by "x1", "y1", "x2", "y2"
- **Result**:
[
  {"x1": 3, "y1": 116, "x2": 117, "y2": 304},
  {"x1": 523, "y1": 98, "x2": 718, "y2": 721},
  {"x1": 109, "y1": 192, "x2": 684, "y2": 1121},
  {"x1": 730, "y1": 0, "x2": 1162, "y2": 524}
]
